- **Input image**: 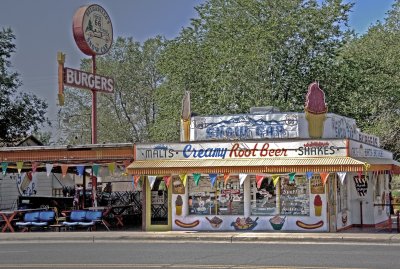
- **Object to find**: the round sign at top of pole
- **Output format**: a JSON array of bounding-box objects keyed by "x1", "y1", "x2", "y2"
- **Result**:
[{"x1": 73, "y1": 4, "x2": 113, "y2": 56}]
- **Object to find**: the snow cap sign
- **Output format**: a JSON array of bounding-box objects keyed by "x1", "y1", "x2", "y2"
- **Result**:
[{"x1": 304, "y1": 82, "x2": 328, "y2": 138}]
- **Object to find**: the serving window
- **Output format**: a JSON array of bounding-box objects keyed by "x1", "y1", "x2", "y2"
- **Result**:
[
  {"x1": 188, "y1": 175, "x2": 244, "y2": 215},
  {"x1": 279, "y1": 175, "x2": 310, "y2": 216}
]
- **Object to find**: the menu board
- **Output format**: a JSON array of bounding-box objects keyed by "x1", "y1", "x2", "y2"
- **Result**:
[{"x1": 280, "y1": 176, "x2": 310, "y2": 216}]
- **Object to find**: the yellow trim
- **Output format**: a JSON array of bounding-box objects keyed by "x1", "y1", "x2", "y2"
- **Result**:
[{"x1": 145, "y1": 176, "x2": 172, "y2": 231}]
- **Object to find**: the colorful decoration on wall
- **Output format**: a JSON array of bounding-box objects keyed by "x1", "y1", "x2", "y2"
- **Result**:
[
  {"x1": 269, "y1": 215, "x2": 286, "y2": 230},
  {"x1": 172, "y1": 177, "x2": 185, "y2": 194},
  {"x1": 175, "y1": 195, "x2": 183, "y2": 216},
  {"x1": 314, "y1": 195, "x2": 322, "y2": 216},
  {"x1": 175, "y1": 219, "x2": 200, "y2": 228},
  {"x1": 206, "y1": 216, "x2": 223, "y2": 229},
  {"x1": 342, "y1": 212, "x2": 348, "y2": 226},
  {"x1": 311, "y1": 176, "x2": 325, "y2": 194},
  {"x1": 231, "y1": 217, "x2": 259, "y2": 230},
  {"x1": 296, "y1": 220, "x2": 324, "y2": 229},
  {"x1": 353, "y1": 175, "x2": 368, "y2": 196}
]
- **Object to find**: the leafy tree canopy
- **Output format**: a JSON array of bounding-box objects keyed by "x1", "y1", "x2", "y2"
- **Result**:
[{"x1": 0, "y1": 28, "x2": 49, "y2": 145}]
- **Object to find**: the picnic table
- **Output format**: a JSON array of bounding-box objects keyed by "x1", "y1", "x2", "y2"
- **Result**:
[
  {"x1": 0, "y1": 208, "x2": 45, "y2": 232},
  {"x1": 88, "y1": 205, "x2": 133, "y2": 229}
]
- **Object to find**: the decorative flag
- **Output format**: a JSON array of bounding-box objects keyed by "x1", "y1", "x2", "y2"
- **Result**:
[
  {"x1": 337, "y1": 172, "x2": 347, "y2": 185},
  {"x1": 92, "y1": 164, "x2": 100, "y2": 177},
  {"x1": 17, "y1": 161, "x2": 23, "y2": 174},
  {"x1": 193, "y1": 173, "x2": 201, "y2": 186},
  {"x1": 272, "y1": 175, "x2": 280, "y2": 187},
  {"x1": 357, "y1": 170, "x2": 362, "y2": 179},
  {"x1": 209, "y1": 173, "x2": 218, "y2": 187},
  {"x1": 256, "y1": 174, "x2": 265, "y2": 189},
  {"x1": 320, "y1": 172, "x2": 329, "y2": 185},
  {"x1": 288, "y1": 172, "x2": 296, "y2": 182},
  {"x1": 134, "y1": 175, "x2": 141, "y2": 189},
  {"x1": 239, "y1": 173, "x2": 248, "y2": 186},
  {"x1": 123, "y1": 160, "x2": 131, "y2": 172},
  {"x1": 31, "y1": 162, "x2": 38, "y2": 174},
  {"x1": 46, "y1": 163, "x2": 53, "y2": 177},
  {"x1": 108, "y1": 162, "x2": 115, "y2": 175},
  {"x1": 179, "y1": 173, "x2": 188, "y2": 187},
  {"x1": 306, "y1": 171, "x2": 313, "y2": 180},
  {"x1": 131, "y1": 175, "x2": 135, "y2": 190},
  {"x1": 77, "y1": 166, "x2": 85, "y2": 176},
  {"x1": 148, "y1": 175, "x2": 157, "y2": 189},
  {"x1": 163, "y1": 175, "x2": 171, "y2": 188},
  {"x1": 1, "y1": 162, "x2": 8, "y2": 175},
  {"x1": 159, "y1": 180, "x2": 166, "y2": 191},
  {"x1": 224, "y1": 173, "x2": 230, "y2": 184},
  {"x1": 239, "y1": 174, "x2": 247, "y2": 186},
  {"x1": 61, "y1": 164, "x2": 68, "y2": 177}
]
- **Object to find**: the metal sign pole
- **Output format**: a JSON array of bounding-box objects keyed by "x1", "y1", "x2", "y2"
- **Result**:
[{"x1": 91, "y1": 55, "x2": 97, "y2": 144}]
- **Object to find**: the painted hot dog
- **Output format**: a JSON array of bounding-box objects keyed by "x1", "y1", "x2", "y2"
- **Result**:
[
  {"x1": 296, "y1": 220, "x2": 324, "y2": 230},
  {"x1": 175, "y1": 219, "x2": 200, "y2": 228}
]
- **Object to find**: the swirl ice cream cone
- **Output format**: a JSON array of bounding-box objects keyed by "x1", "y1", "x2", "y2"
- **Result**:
[{"x1": 305, "y1": 82, "x2": 328, "y2": 138}]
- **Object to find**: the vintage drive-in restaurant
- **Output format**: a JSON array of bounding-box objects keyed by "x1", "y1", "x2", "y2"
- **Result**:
[{"x1": 127, "y1": 83, "x2": 400, "y2": 232}]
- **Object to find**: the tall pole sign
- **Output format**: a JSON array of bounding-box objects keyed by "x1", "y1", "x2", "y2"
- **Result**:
[{"x1": 58, "y1": 4, "x2": 114, "y2": 144}]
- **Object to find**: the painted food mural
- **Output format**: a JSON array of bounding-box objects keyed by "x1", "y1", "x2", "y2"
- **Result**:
[
  {"x1": 206, "y1": 216, "x2": 223, "y2": 229},
  {"x1": 269, "y1": 215, "x2": 286, "y2": 230},
  {"x1": 231, "y1": 217, "x2": 259, "y2": 230}
]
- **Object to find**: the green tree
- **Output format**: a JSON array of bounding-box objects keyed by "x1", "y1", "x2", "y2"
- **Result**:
[
  {"x1": 0, "y1": 28, "x2": 49, "y2": 144},
  {"x1": 152, "y1": 0, "x2": 353, "y2": 141},
  {"x1": 58, "y1": 36, "x2": 165, "y2": 144},
  {"x1": 337, "y1": 0, "x2": 400, "y2": 159}
]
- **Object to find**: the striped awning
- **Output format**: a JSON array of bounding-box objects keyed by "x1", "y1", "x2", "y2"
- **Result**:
[{"x1": 127, "y1": 157, "x2": 373, "y2": 175}]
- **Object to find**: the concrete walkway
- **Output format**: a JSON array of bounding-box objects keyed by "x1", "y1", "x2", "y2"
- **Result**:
[{"x1": 1, "y1": 231, "x2": 400, "y2": 244}]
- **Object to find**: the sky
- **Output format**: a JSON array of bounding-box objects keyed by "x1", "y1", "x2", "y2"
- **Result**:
[{"x1": 0, "y1": 0, "x2": 396, "y2": 137}]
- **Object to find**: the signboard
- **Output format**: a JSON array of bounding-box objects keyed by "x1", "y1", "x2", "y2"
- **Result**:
[
  {"x1": 354, "y1": 175, "x2": 368, "y2": 196},
  {"x1": 73, "y1": 4, "x2": 113, "y2": 55},
  {"x1": 191, "y1": 113, "x2": 299, "y2": 141},
  {"x1": 349, "y1": 141, "x2": 392, "y2": 159},
  {"x1": 135, "y1": 140, "x2": 348, "y2": 161},
  {"x1": 64, "y1": 67, "x2": 114, "y2": 93},
  {"x1": 151, "y1": 191, "x2": 165, "y2": 205}
]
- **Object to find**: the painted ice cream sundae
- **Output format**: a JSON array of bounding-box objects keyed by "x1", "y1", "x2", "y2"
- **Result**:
[
  {"x1": 314, "y1": 194, "x2": 322, "y2": 216},
  {"x1": 269, "y1": 214, "x2": 286, "y2": 230},
  {"x1": 206, "y1": 216, "x2": 223, "y2": 229},
  {"x1": 305, "y1": 82, "x2": 328, "y2": 138}
]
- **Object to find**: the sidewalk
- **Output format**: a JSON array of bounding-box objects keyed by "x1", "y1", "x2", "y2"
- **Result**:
[{"x1": 1, "y1": 231, "x2": 400, "y2": 244}]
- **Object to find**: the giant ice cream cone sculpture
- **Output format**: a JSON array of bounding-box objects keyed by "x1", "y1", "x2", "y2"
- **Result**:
[
  {"x1": 181, "y1": 91, "x2": 191, "y2": 142},
  {"x1": 305, "y1": 82, "x2": 328, "y2": 138}
]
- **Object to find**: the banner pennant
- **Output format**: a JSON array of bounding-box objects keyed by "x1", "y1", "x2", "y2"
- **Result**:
[
  {"x1": 148, "y1": 175, "x2": 157, "y2": 190},
  {"x1": 306, "y1": 171, "x2": 313, "y2": 180},
  {"x1": 179, "y1": 173, "x2": 188, "y2": 187},
  {"x1": 92, "y1": 164, "x2": 100, "y2": 177},
  {"x1": 224, "y1": 173, "x2": 230, "y2": 185},
  {"x1": 272, "y1": 175, "x2": 280, "y2": 187},
  {"x1": 31, "y1": 162, "x2": 38, "y2": 174},
  {"x1": 108, "y1": 162, "x2": 115, "y2": 175},
  {"x1": 77, "y1": 165, "x2": 85, "y2": 176},
  {"x1": 337, "y1": 172, "x2": 347, "y2": 185},
  {"x1": 61, "y1": 164, "x2": 68, "y2": 178},
  {"x1": 16, "y1": 161, "x2": 23, "y2": 174},
  {"x1": 320, "y1": 172, "x2": 330, "y2": 185},
  {"x1": 193, "y1": 173, "x2": 201, "y2": 186},
  {"x1": 209, "y1": 173, "x2": 218, "y2": 187},
  {"x1": 256, "y1": 174, "x2": 265, "y2": 189},
  {"x1": 289, "y1": 172, "x2": 296, "y2": 182},
  {"x1": 46, "y1": 163, "x2": 53, "y2": 177},
  {"x1": 239, "y1": 173, "x2": 248, "y2": 186},
  {"x1": 163, "y1": 175, "x2": 171, "y2": 189},
  {"x1": 1, "y1": 162, "x2": 8, "y2": 175}
]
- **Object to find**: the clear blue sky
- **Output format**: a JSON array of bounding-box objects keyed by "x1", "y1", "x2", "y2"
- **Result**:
[{"x1": 0, "y1": 0, "x2": 396, "y2": 135}]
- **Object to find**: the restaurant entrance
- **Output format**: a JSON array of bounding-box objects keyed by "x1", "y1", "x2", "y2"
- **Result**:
[{"x1": 145, "y1": 177, "x2": 171, "y2": 231}]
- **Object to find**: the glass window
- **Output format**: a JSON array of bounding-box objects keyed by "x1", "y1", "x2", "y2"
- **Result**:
[
  {"x1": 250, "y1": 176, "x2": 277, "y2": 216},
  {"x1": 188, "y1": 175, "x2": 244, "y2": 215},
  {"x1": 279, "y1": 175, "x2": 310, "y2": 216}
]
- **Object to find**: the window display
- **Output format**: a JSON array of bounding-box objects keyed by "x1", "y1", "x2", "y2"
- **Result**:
[
  {"x1": 188, "y1": 176, "x2": 244, "y2": 215},
  {"x1": 279, "y1": 175, "x2": 310, "y2": 216},
  {"x1": 337, "y1": 176, "x2": 348, "y2": 212},
  {"x1": 251, "y1": 176, "x2": 277, "y2": 216}
]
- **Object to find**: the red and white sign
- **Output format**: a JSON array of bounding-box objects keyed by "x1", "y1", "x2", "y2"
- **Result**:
[{"x1": 64, "y1": 67, "x2": 114, "y2": 93}]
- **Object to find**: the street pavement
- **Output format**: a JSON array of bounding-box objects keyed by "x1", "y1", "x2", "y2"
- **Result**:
[{"x1": 1, "y1": 230, "x2": 400, "y2": 244}]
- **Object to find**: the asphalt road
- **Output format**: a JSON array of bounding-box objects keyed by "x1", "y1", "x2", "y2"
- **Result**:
[{"x1": 0, "y1": 241, "x2": 399, "y2": 269}]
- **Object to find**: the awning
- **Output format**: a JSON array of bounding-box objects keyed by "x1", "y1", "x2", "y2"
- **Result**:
[{"x1": 127, "y1": 157, "x2": 372, "y2": 175}]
